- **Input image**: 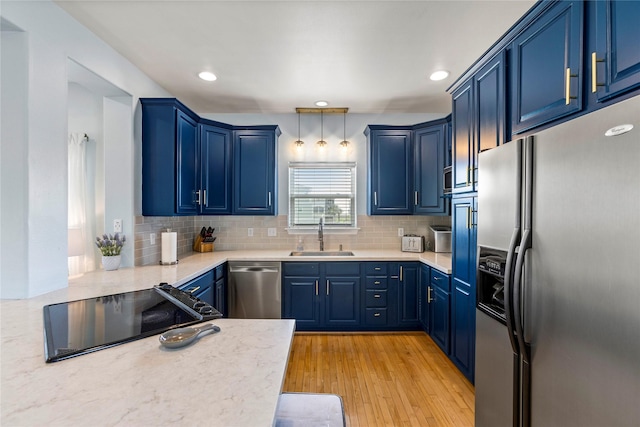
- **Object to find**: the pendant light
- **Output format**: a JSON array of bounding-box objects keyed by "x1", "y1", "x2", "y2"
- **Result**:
[
  {"x1": 316, "y1": 111, "x2": 327, "y2": 148},
  {"x1": 340, "y1": 111, "x2": 350, "y2": 150},
  {"x1": 294, "y1": 111, "x2": 304, "y2": 147}
]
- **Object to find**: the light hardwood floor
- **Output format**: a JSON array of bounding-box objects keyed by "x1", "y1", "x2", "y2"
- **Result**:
[{"x1": 282, "y1": 332, "x2": 475, "y2": 427}]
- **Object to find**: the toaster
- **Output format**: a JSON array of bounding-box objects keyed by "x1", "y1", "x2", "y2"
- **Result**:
[{"x1": 401, "y1": 235, "x2": 425, "y2": 253}]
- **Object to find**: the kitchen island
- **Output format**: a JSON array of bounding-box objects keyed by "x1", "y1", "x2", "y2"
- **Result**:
[
  {"x1": 0, "y1": 249, "x2": 449, "y2": 426},
  {"x1": 0, "y1": 270, "x2": 295, "y2": 426}
]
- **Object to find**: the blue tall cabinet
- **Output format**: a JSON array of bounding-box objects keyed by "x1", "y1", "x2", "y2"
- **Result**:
[{"x1": 447, "y1": 0, "x2": 640, "y2": 384}]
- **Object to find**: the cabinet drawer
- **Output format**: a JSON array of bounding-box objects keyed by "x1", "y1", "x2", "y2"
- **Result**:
[
  {"x1": 364, "y1": 263, "x2": 387, "y2": 276},
  {"x1": 283, "y1": 262, "x2": 319, "y2": 276},
  {"x1": 365, "y1": 308, "x2": 388, "y2": 326},
  {"x1": 365, "y1": 277, "x2": 388, "y2": 289},
  {"x1": 365, "y1": 290, "x2": 387, "y2": 307},
  {"x1": 431, "y1": 269, "x2": 451, "y2": 292},
  {"x1": 325, "y1": 262, "x2": 360, "y2": 276}
]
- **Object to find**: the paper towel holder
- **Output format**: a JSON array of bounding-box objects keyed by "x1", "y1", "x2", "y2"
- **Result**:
[{"x1": 160, "y1": 229, "x2": 179, "y2": 265}]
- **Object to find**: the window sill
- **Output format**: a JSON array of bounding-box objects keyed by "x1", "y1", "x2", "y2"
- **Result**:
[{"x1": 285, "y1": 227, "x2": 360, "y2": 236}]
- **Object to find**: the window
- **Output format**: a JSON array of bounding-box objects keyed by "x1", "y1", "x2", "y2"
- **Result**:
[{"x1": 288, "y1": 162, "x2": 357, "y2": 230}]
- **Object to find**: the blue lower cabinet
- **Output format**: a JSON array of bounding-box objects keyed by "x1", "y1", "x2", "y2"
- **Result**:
[
  {"x1": 213, "y1": 264, "x2": 226, "y2": 317},
  {"x1": 396, "y1": 262, "x2": 420, "y2": 327},
  {"x1": 283, "y1": 276, "x2": 321, "y2": 328},
  {"x1": 430, "y1": 282, "x2": 451, "y2": 355},
  {"x1": 451, "y1": 280, "x2": 475, "y2": 383},
  {"x1": 325, "y1": 277, "x2": 360, "y2": 326},
  {"x1": 419, "y1": 265, "x2": 431, "y2": 332},
  {"x1": 282, "y1": 262, "x2": 359, "y2": 330},
  {"x1": 179, "y1": 270, "x2": 214, "y2": 307}
]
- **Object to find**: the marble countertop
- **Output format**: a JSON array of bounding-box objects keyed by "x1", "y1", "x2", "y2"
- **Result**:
[
  {"x1": 0, "y1": 271, "x2": 295, "y2": 426},
  {"x1": 0, "y1": 249, "x2": 450, "y2": 426}
]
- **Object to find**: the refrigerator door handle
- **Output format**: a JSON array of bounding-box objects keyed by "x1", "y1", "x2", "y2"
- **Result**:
[
  {"x1": 513, "y1": 230, "x2": 532, "y2": 363},
  {"x1": 504, "y1": 227, "x2": 521, "y2": 355}
]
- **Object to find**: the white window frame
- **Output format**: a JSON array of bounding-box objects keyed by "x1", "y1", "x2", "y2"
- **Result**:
[{"x1": 286, "y1": 162, "x2": 358, "y2": 235}]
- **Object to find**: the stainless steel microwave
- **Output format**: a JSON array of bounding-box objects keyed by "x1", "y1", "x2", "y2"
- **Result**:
[{"x1": 443, "y1": 166, "x2": 452, "y2": 194}]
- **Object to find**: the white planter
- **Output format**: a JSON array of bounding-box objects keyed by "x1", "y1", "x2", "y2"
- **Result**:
[{"x1": 102, "y1": 255, "x2": 121, "y2": 271}]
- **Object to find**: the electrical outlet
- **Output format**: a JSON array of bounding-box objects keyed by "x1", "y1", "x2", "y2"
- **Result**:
[
  {"x1": 248, "y1": 228, "x2": 254, "y2": 237},
  {"x1": 398, "y1": 227, "x2": 404, "y2": 237},
  {"x1": 113, "y1": 219, "x2": 122, "y2": 233},
  {"x1": 150, "y1": 233, "x2": 156, "y2": 245},
  {"x1": 268, "y1": 228, "x2": 276, "y2": 237}
]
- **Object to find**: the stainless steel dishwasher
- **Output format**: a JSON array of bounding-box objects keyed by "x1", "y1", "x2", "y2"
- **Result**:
[{"x1": 227, "y1": 261, "x2": 281, "y2": 319}]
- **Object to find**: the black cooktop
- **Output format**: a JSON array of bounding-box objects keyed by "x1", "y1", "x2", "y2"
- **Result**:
[{"x1": 43, "y1": 283, "x2": 222, "y2": 362}]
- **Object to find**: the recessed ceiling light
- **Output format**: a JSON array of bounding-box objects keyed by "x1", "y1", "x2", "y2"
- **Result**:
[
  {"x1": 429, "y1": 70, "x2": 449, "y2": 81},
  {"x1": 315, "y1": 100, "x2": 329, "y2": 107},
  {"x1": 198, "y1": 71, "x2": 217, "y2": 82}
]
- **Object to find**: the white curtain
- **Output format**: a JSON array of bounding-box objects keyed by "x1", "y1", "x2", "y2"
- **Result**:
[{"x1": 68, "y1": 133, "x2": 96, "y2": 276}]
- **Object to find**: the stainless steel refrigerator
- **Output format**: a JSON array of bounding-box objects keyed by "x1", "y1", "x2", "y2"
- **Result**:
[{"x1": 475, "y1": 94, "x2": 640, "y2": 427}]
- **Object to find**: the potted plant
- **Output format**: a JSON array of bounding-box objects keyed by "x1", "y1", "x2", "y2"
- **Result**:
[{"x1": 96, "y1": 233, "x2": 126, "y2": 271}]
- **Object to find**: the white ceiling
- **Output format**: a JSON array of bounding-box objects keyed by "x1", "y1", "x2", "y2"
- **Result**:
[{"x1": 55, "y1": 0, "x2": 536, "y2": 114}]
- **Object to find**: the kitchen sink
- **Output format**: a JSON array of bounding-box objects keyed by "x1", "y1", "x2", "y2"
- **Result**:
[{"x1": 289, "y1": 251, "x2": 354, "y2": 257}]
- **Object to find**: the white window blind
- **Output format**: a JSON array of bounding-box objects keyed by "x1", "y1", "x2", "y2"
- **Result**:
[{"x1": 289, "y1": 162, "x2": 356, "y2": 228}]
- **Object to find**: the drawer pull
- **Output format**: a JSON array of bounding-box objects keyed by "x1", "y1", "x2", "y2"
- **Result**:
[
  {"x1": 433, "y1": 276, "x2": 440, "y2": 281},
  {"x1": 374, "y1": 313, "x2": 381, "y2": 317},
  {"x1": 374, "y1": 281, "x2": 381, "y2": 285},
  {"x1": 374, "y1": 267, "x2": 381, "y2": 271},
  {"x1": 374, "y1": 294, "x2": 381, "y2": 298},
  {"x1": 185, "y1": 286, "x2": 200, "y2": 294}
]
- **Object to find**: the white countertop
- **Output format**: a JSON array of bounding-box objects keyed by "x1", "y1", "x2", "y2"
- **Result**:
[{"x1": 0, "y1": 249, "x2": 450, "y2": 426}]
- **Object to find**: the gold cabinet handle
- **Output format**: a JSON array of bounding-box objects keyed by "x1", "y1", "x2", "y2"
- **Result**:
[
  {"x1": 400, "y1": 266, "x2": 403, "y2": 282},
  {"x1": 428, "y1": 286, "x2": 433, "y2": 303},
  {"x1": 466, "y1": 166, "x2": 471, "y2": 186},
  {"x1": 374, "y1": 280, "x2": 381, "y2": 285},
  {"x1": 315, "y1": 280, "x2": 318, "y2": 296},
  {"x1": 565, "y1": 68, "x2": 578, "y2": 105},
  {"x1": 185, "y1": 286, "x2": 200, "y2": 294},
  {"x1": 591, "y1": 52, "x2": 605, "y2": 93},
  {"x1": 374, "y1": 312, "x2": 381, "y2": 317},
  {"x1": 326, "y1": 279, "x2": 330, "y2": 296},
  {"x1": 466, "y1": 206, "x2": 472, "y2": 229}
]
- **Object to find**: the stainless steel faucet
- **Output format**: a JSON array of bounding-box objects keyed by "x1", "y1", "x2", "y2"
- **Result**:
[{"x1": 318, "y1": 217, "x2": 324, "y2": 251}]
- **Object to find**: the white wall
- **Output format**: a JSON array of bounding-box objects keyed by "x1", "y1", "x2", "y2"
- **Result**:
[
  {"x1": 201, "y1": 112, "x2": 447, "y2": 216},
  {"x1": 0, "y1": 0, "x2": 170, "y2": 298}
]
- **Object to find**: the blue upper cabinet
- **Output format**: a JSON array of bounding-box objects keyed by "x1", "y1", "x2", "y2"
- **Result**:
[
  {"x1": 176, "y1": 110, "x2": 199, "y2": 215},
  {"x1": 413, "y1": 120, "x2": 449, "y2": 215},
  {"x1": 452, "y1": 80, "x2": 474, "y2": 193},
  {"x1": 452, "y1": 51, "x2": 506, "y2": 193},
  {"x1": 511, "y1": 0, "x2": 584, "y2": 135},
  {"x1": 141, "y1": 98, "x2": 279, "y2": 216},
  {"x1": 200, "y1": 124, "x2": 232, "y2": 215},
  {"x1": 591, "y1": 0, "x2": 640, "y2": 102},
  {"x1": 141, "y1": 98, "x2": 201, "y2": 216},
  {"x1": 366, "y1": 127, "x2": 413, "y2": 215},
  {"x1": 233, "y1": 128, "x2": 279, "y2": 215}
]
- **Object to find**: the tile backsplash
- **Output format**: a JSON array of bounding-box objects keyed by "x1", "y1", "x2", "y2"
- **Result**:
[{"x1": 135, "y1": 214, "x2": 451, "y2": 266}]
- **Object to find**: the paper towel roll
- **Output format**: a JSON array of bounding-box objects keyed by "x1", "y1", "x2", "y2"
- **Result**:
[{"x1": 161, "y1": 232, "x2": 177, "y2": 264}]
